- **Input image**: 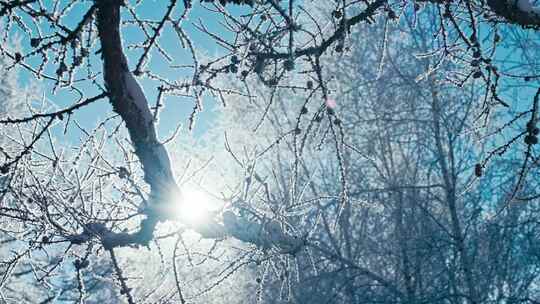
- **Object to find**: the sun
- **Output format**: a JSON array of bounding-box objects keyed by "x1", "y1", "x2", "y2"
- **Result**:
[{"x1": 175, "y1": 186, "x2": 215, "y2": 226}]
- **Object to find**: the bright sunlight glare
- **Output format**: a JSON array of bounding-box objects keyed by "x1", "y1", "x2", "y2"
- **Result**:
[{"x1": 175, "y1": 187, "x2": 215, "y2": 226}]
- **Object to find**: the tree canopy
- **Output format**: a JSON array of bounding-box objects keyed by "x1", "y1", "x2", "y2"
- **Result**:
[{"x1": 0, "y1": 0, "x2": 540, "y2": 303}]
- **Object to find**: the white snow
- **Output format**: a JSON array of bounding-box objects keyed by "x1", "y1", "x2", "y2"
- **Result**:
[
  {"x1": 123, "y1": 71, "x2": 173, "y2": 179},
  {"x1": 123, "y1": 71, "x2": 154, "y2": 126},
  {"x1": 222, "y1": 211, "x2": 303, "y2": 253},
  {"x1": 154, "y1": 142, "x2": 172, "y2": 178},
  {"x1": 0, "y1": 174, "x2": 7, "y2": 190},
  {"x1": 223, "y1": 211, "x2": 269, "y2": 247}
]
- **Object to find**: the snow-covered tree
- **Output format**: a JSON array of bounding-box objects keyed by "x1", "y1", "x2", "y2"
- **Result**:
[{"x1": 0, "y1": 0, "x2": 539, "y2": 303}]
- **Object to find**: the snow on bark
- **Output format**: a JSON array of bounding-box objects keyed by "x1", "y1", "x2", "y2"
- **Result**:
[
  {"x1": 123, "y1": 71, "x2": 153, "y2": 127},
  {"x1": 222, "y1": 211, "x2": 304, "y2": 254},
  {"x1": 123, "y1": 70, "x2": 173, "y2": 180},
  {"x1": 153, "y1": 143, "x2": 172, "y2": 180},
  {"x1": 86, "y1": 0, "x2": 306, "y2": 252}
]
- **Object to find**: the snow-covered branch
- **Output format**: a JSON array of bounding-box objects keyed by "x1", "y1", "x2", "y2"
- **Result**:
[
  {"x1": 92, "y1": 0, "x2": 178, "y2": 247},
  {"x1": 68, "y1": 210, "x2": 305, "y2": 254},
  {"x1": 222, "y1": 211, "x2": 305, "y2": 254},
  {"x1": 80, "y1": 0, "x2": 307, "y2": 253},
  {"x1": 96, "y1": 1, "x2": 175, "y2": 194}
]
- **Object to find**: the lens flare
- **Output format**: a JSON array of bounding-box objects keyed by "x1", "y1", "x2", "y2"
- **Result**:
[{"x1": 175, "y1": 187, "x2": 213, "y2": 226}]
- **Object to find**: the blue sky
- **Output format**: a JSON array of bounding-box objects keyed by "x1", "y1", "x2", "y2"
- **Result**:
[
  {"x1": 10, "y1": 1, "x2": 539, "y2": 147},
  {"x1": 12, "y1": 0, "x2": 244, "y2": 144}
]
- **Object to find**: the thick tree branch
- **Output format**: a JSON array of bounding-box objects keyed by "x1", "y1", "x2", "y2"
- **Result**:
[
  {"x1": 74, "y1": 0, "x2": 304, "y2": 253},
  {"x1": 251, "y1": 0, "x2": 385, "y2": 60},
  {"x1": 96, "y1": 0, "x2": 176, "y2": 199},
  {"x1": 92, "y1": 0, "x2": 177, "y2": 247}
]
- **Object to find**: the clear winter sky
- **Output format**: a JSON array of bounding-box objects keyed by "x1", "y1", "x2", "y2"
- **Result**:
[
  {"x1": 13, "y1": 1, "x2": 243, "y2": 143},
  {"x1": 11, "y1": 1, "x2": 540, "y2": 146}
]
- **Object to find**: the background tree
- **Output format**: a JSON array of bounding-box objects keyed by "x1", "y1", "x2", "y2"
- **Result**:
[{"x1": 213, "y1": 6, "x2": 540, "y2": 303}]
